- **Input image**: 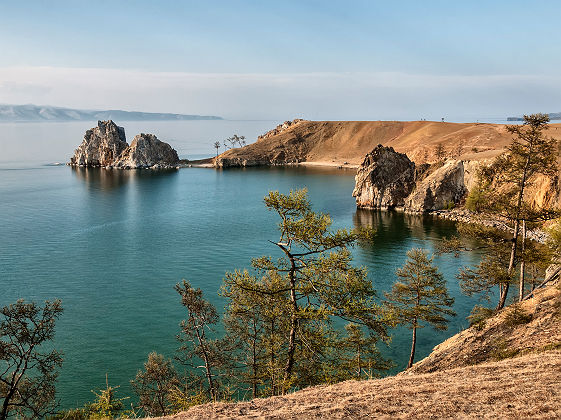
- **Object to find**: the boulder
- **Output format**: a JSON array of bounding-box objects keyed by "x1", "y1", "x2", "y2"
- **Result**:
[
  {"x1": 352, "y1": 145, "x2": 416, "y2": 209},
  {"x1": 114, "y1": 133, "x2": 179, "y2": 169},
  {"x1": 69, "y1": 120, "x2": 128, "y2": 167},
  {"x1": 405, "y1": 160, "x2": 467, "y2": 211}
]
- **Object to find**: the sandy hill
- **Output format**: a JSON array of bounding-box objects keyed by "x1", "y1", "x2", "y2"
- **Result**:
[
  {"x1": 158, "y1": 277, "x2": 561, "y2": 419},
  {"x1": 218, "y1": 120, "x2": 561, "y2": 167}
]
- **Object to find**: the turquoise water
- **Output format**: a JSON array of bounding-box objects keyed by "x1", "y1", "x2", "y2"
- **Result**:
[{"x1": 0, "y1": 122, "x2": 480, "y2": 409}]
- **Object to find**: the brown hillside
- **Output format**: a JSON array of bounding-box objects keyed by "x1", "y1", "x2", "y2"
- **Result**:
[
  {"x1": 160, "y1": 351, "x2": 561, "y2": 419},
  {"x1": 408, "y1": 272, "x2": 561, "y2": 375},
  {"x1": 218, "y1": 120, "x2": 561, "y2": 167},
  {"x1": 157, "y1": 278, "x2": 561, "y2": 420}
]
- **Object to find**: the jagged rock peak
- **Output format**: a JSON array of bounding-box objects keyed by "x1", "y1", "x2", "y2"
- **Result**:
[
  {"x1": 113, "y1": 133, "x2": 179, "y2": 169},
  {"x1": 69, "y1": 120, "x2": 128, "y2": 167},
  {"x1": 353, "y1": 145, "x2": 469, "y2": 212},
  {"x1": 69, "y1": 121, "x2": 180, "y2": 169},
  {"x1": 352, "y1": 145, "x2": 416, "y2": 209}
]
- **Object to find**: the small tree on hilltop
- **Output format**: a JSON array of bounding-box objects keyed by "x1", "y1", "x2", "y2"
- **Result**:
[
  {"x1": 0, "y1": 299, "x2": 63, "y2": 420},
  {"x1": 385, "y1": 249, "x2": 455, "y2": 369},
  {"x1": 213, "y1": 141, "x2": 221, "y2": 158},
  {"x1": 224, "y1": 135, "x2": 246, "y2": 149}
]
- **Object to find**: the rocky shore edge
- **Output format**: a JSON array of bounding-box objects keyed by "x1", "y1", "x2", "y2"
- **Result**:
[{"x1": 431, "y1": 208, "x2": 548, "y2": 243}]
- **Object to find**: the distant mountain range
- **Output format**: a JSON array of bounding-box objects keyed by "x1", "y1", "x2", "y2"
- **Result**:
[
  {"x1": 0, "y1": 104, "x2": 223, "y2": 122},
  {"x1": 507, "y1": 112, "x2": 561, "y2": 121}
]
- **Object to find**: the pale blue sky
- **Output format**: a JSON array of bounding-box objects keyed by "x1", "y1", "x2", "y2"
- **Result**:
[{"x1": 1, "y1": 0, "x2": 560, "y2": 120}]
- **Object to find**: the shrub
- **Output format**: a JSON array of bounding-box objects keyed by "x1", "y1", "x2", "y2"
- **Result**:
[{"x1": 467, "y1": 305, "x2": 495, "y2": 330}]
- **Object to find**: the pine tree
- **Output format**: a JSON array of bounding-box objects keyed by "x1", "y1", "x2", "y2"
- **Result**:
[
  {"x1": 222, "y1": 189, "x2": 389, "y2": 392},
  {"x1": 0, "y1": 299, "x2": 64, "y2": 420},
  {"x1": 131, "y1": 352, "x2": 180, "y2": 417},
  {"x1": 175, "y1": 280, "x2": 224, "y2": 401},
  {"x1": 385, "y1": 249, "x2": 455, "y2": 369}
]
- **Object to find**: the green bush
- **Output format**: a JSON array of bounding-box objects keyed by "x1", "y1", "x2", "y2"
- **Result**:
[
  {"x1": 503, "y1": 304, "x2": 532, "y2": 327},
  {"x1": 467, "y1": 305, "x2": 495, "y2": 330}
]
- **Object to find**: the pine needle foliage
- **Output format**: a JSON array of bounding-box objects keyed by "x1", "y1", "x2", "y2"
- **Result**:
[{"x1": 385, "y1": 249, "x2": 455, "y2": 369}]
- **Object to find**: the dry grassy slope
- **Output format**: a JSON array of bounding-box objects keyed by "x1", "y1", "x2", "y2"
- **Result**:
[
  {"x1": 162, "y1": 352, "x2": 561, "y2": 420},
  {"x1": 159, "y1": 281, "x2": 561, "y2": 420},
  {"x1": 408, "y1": 277, "x2": 561, "y2": 374},
  {"x1": 220, "y1": 120, "x2": 561, "y2": 166}
]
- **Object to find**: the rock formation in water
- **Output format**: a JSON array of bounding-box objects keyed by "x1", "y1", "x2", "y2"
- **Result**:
[
  {"x1": 113, "y1": 133, "x2": 179, "y2": 169},
  {"x1": 69, "y1": 120, "x2": 128, "y2": 167},
  {"x1": 353, "y1": 145, "x2": 469, "y2": 212},
  {"x1": 405, "y1": 160, "x2": 467, "y2": 211},
  {"x1": 352, "y1": 145, "x2": 416, "y2": 209},
  {"x1": 69, "y1": 121, "x2": 179, "y2": 169}
]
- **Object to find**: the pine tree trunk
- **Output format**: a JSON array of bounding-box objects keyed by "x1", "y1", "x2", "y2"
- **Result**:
[
  {"x1": 501, "y1": 145, "x2": 532, "y2": 309},
  {"x1": 196, "y1": 329, "x2": 216, "y2": 401},
  {"x1": 283, "y1": 253, "x2": 299, "y2": 387},
  {"x1": 407, "y1": 322, "x2": 417, "y2": 369},
  {"x1": 519, "y1": 220, "x2": 526, "y2": 302}
]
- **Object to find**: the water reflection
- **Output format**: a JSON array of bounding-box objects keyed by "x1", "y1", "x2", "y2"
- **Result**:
[
  {"x1": 71, "y1": 167, "x2": 179, "y2": 191},
  {"x1": 353, "y1": 208, "x2": 458, "y2": 247}
]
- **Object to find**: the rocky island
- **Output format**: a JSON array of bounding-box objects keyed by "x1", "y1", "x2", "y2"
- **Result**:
[{"x1": 69, "y1": 120, "x2": 179, "y2": 169}]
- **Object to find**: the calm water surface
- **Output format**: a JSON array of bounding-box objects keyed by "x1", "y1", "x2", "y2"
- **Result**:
[{"x1": 0, "y1": 121, "x2": 480, "y2": 408}]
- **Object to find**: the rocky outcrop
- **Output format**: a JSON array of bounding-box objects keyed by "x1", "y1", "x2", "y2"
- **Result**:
[
  {"x1": 113, "y1": 134, "x2": 179, "y2": 169},
  {"x1": 352, "y1": 145, "x2": 416, "y2": 209},
  {"x1": 69, "y1": 121, "x2": 179, "y2": 169},
  {"x1": 257, "y1": 119, "x2": 305, "y2": 142},
  {"x1": 69, "y1": 120, "x2": 128, "y2": 167},
  {"x1": 353, "y1": 146, "x2": 469, "y2": 212},
  {"x1": 214, "y1": 157, "x2": 270, "y2": 168},
  {"x1": 405, "y1": 160, "x2": 467, "y2": 211}
]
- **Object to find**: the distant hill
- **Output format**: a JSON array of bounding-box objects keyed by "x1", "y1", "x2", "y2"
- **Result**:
[
  {"x1": 0, "y1": 104, "x2": 223, "y2": 122},
  {"x1": 217, "y1": 119, "x2": 561, "y2": 167},
  {"x1": 507, "y1": 112, "x2": 561, "y2": 121}
]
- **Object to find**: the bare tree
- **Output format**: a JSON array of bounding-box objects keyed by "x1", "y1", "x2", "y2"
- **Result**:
[
  {"x1": 213, "y1": 141, "x2": 221, "y2": 158},
  {"x1": 224, "y1": 135, "x2": 246, "y2": 149}
]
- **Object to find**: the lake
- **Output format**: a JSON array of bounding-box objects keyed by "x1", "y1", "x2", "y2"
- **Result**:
[{"x1": 0, "y1": 120, "x2": 480, "y2": 409}]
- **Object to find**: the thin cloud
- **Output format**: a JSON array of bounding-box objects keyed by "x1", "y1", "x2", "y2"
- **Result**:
[{"x1": 0, "y1": 66, "x2": 559, "y2": 120}]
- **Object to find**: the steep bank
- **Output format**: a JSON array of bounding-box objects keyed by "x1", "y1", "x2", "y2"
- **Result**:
[
  {"x1": 156, "y1": 279, "x2": 561, "y2": 419},
  {"x1": 215, "y1": 120, "x2": 561, "y2": 167}
]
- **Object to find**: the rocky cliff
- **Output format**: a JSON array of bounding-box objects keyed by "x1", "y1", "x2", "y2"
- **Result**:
[
  {"x1": 113, "y1": 133, "x2": 179, "y2": 169},
  {"x1": 353, "y1": 145, "x2": 468, "y2": 212},
  {"x1": 69, "y1": 120, "x2": 128, "y2": 167},
  {"x1": 352, "y1": 145, "x2": 416, "y2": 209},
  {"x1": 405, "y1": 160, "x2": 467, "y2": 212},
  {"x1": 69, "y1": 121, "x2": 179, "y2": 169}
]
